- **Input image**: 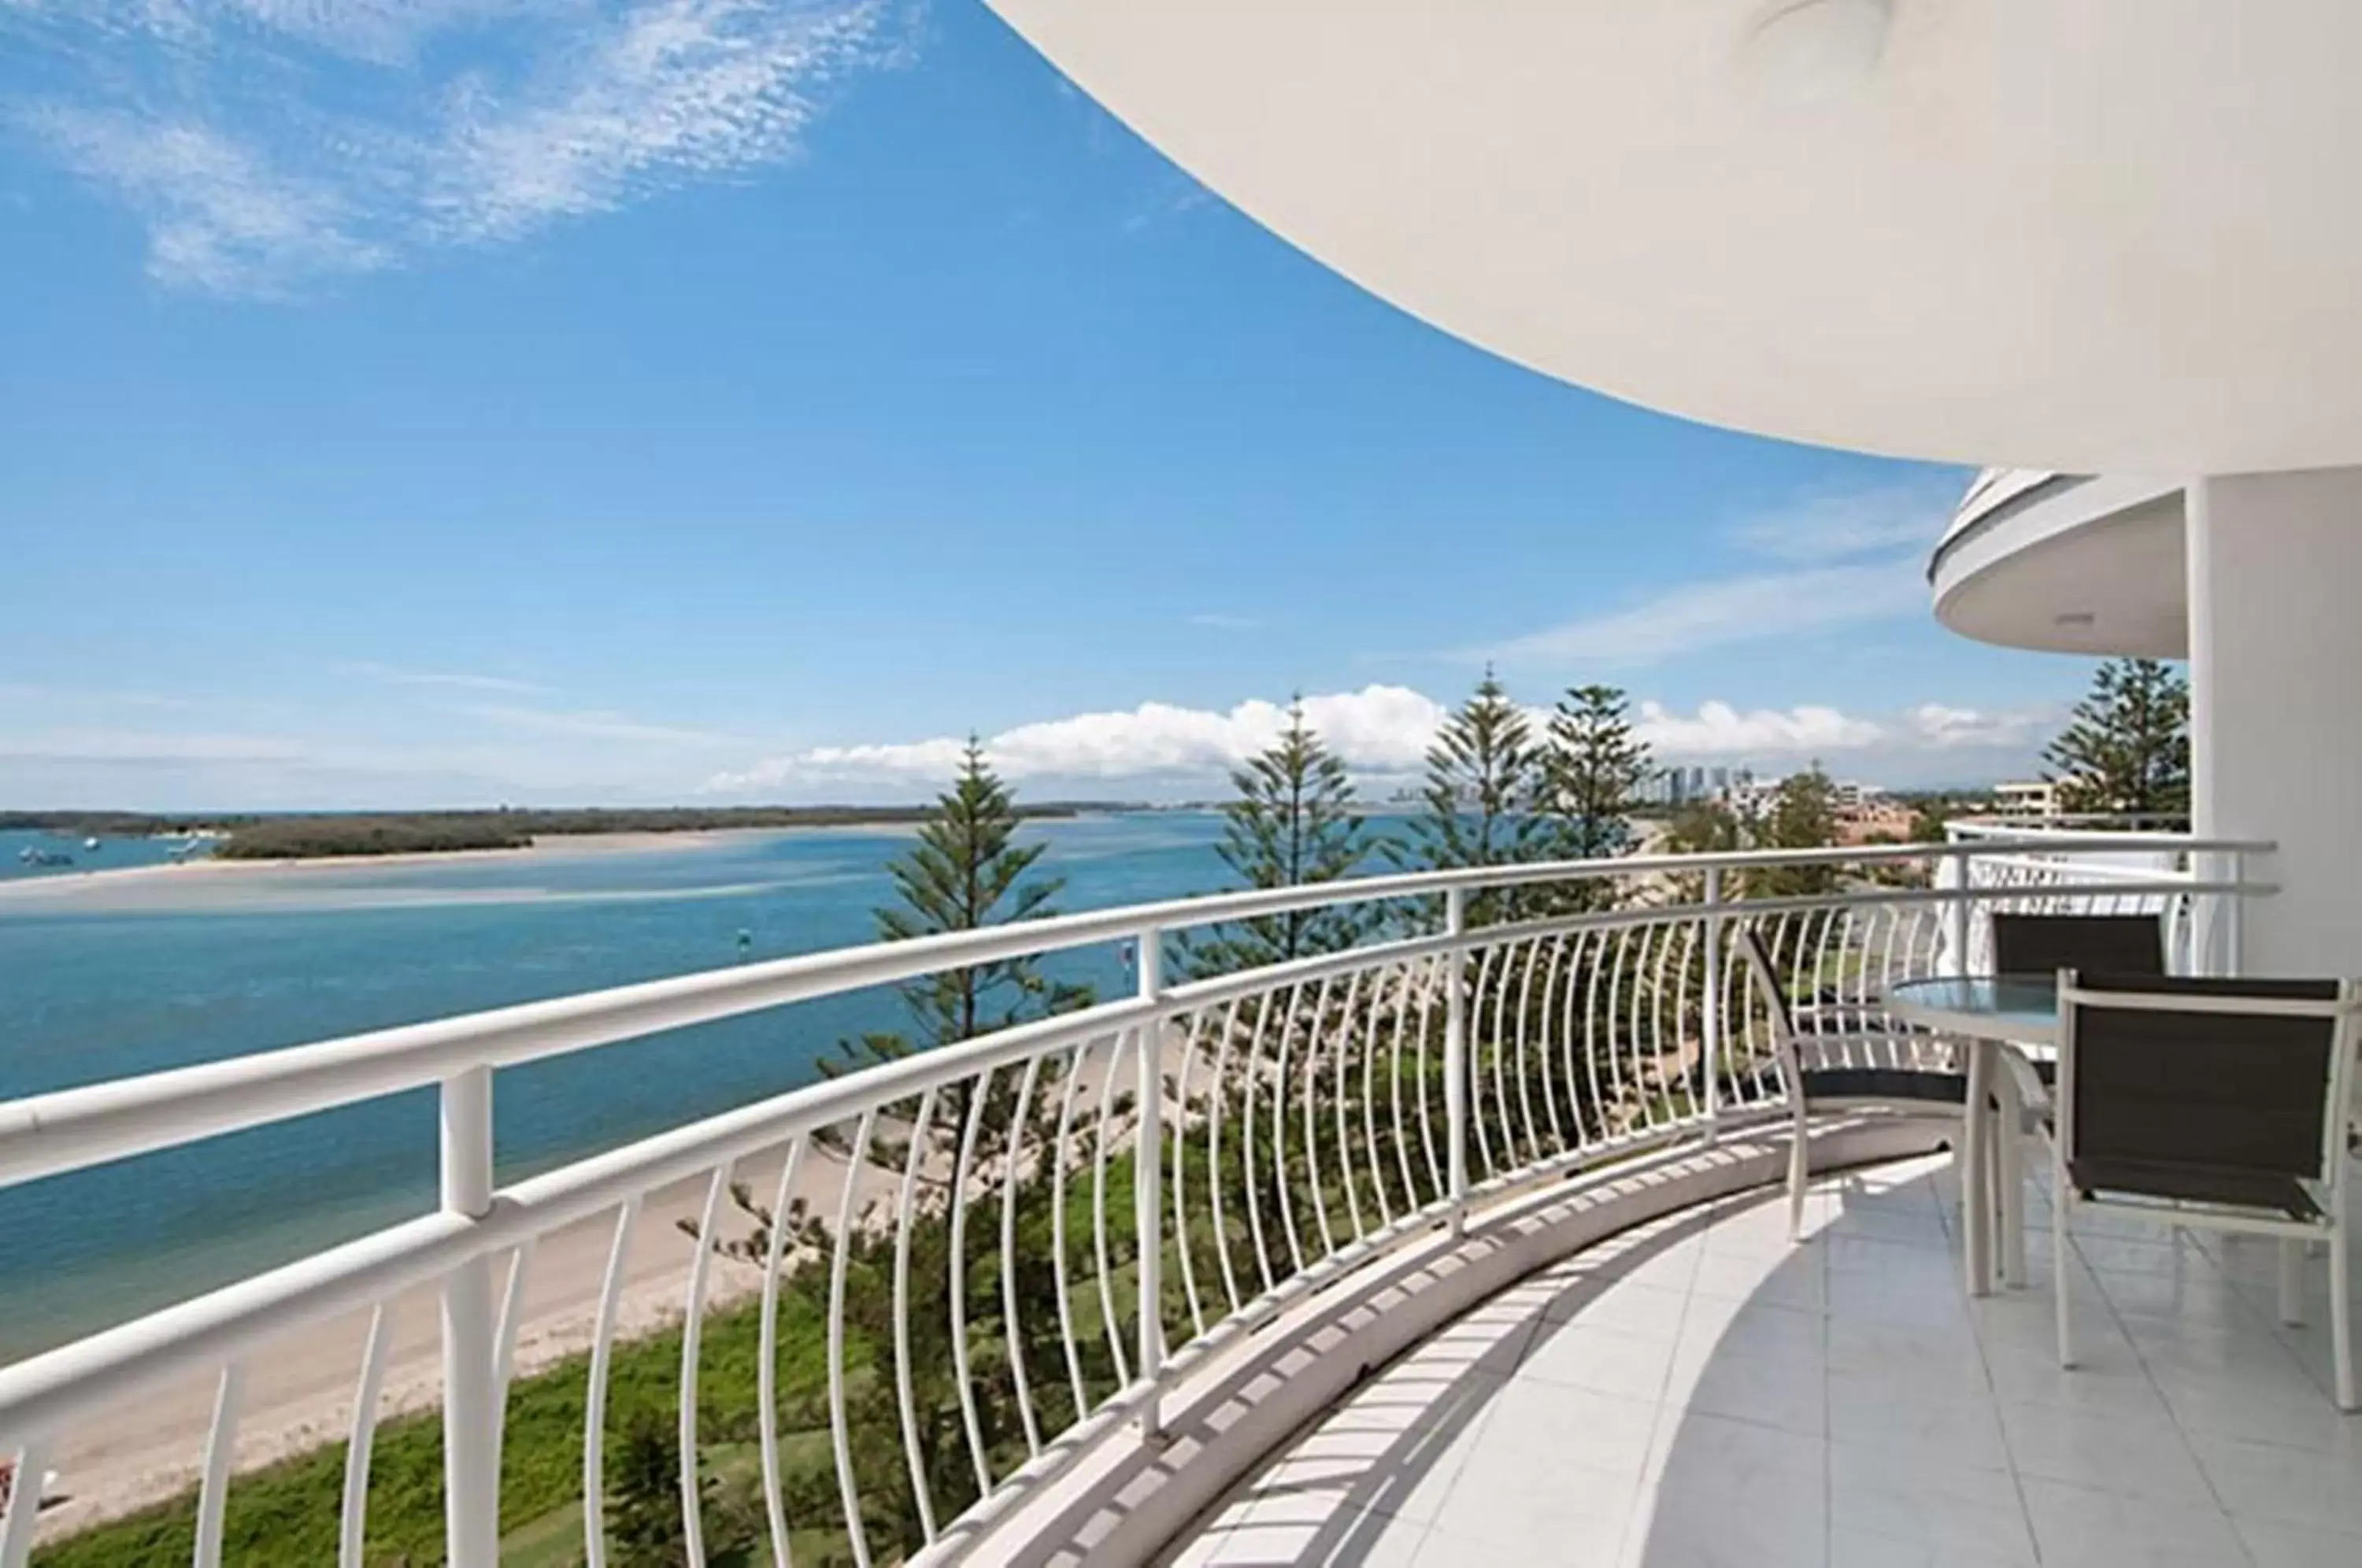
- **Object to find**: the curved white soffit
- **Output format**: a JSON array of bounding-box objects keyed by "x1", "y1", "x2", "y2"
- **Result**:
[{"x1": 988, "y1": 0, "x2": 2362, "y2": 474}]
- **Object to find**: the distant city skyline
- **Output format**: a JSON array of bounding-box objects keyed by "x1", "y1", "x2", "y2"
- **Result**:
[{"x1": 1, "y1": 2, "x2": 2089, "y2": 811}]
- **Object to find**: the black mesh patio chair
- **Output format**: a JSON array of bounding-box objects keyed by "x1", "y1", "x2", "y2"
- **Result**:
[
  {"x1": 1986, "y1": 912, "x2": 2171, "y2": 1282},
  {"x1": 1735, "y1": 926, "x2": 1967, "y2": 1241},
  {"x1": 2052, "y1": 972, "x2": 2359, "y2": 1410}
]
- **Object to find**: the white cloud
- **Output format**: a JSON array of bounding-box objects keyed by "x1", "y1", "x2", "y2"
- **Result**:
[
  {"x1": 454, "y1": 701, "x2": 742, "y2": 746},
  {"x1": 1481, "y1": 559, "x2": 1927, "y2": 669},
  {"x1": 706, "y1": 685, "x2": 1451, "y2": 793},
  {"x1": 1185, "y1": 612, "x2": 1257, "y2": 630},
  {"x1": 339, "y1": 660, "x2": 546, "y2": 693},
  {"x1": 704, "y1": 684, "x2": 2046, "y2": 797},
  {"x1": 1633, "y1": 700, "x2": 1883, "y2": 760},
  {"x1": 5, "y1": 0, "x2": 901, "y2": 293},
  {"x1": 1898, "y1": 701, "x2": 2058, "y2": 751}
]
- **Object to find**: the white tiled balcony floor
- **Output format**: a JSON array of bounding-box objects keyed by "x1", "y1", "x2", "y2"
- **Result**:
[{"x1": 1161, "y1": 1153, "x2": 2362, "y2": 1568}]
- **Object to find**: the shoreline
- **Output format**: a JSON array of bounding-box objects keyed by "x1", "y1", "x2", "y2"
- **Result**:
[{"x1": 0, "y1": 829, "x2": 796, "y2": 907}]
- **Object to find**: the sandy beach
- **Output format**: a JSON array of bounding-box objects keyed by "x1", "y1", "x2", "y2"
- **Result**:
[
  {"x1": 34, "y1": 1137, "x2": 909, "y2": 1540},
  {"x1": 31, "y1": 1027, "x2": 1172, "y2": 1541},
  {"x1": 0, "y1": 830, "x2": 804, "y2": 917}
]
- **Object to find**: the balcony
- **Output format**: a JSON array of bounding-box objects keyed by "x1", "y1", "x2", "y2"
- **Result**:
[
  {"x1": 0, "y1": 834, "x2": 2295, "y2": 1566},
  {"x1": 1930, "y1": 468, "x2": 2186, "y2": 659}
]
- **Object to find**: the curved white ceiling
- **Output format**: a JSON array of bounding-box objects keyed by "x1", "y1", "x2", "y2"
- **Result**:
[{"x1": 989, "y1": 1, "x2": 2362, "y2": 474}]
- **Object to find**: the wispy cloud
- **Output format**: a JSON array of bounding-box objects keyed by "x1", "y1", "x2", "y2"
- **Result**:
[
  {"x1": 1721, "y1": 482, "x2": 1957, "y2": 563},
  {"x1": 339, "y1": 660, "x2": 546, "y2": 694},
  {"x1": 1481, "y1": 559, "x2": 1927, "y2": 669},
  {"x1": 1185, "y1": 612, "x2": 1257, "y2": 631},
  {"x1": 454, "y1": 701, "x2": 741, "y2": 746},
  {"x1": 0, "y1": 680, "x2": 202, "y2": 711},
  {"x1": 1473, "y1": 478, "x2": 1962, "y2": 670},
  {"x1": 0, "y1": 729, "x2": 308, "y2": 766},
  {"x1": 4, "y1": 0, "x2": 906, "y2": 294}
]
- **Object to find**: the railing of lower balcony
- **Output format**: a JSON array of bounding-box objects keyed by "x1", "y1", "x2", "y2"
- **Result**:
[{"x1": 0, "y1": 835, "x2": 2273, "y2": 1568}]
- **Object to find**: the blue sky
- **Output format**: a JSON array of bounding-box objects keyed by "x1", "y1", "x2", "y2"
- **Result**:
[{"x1": 0, "y1": 1, "x2": 2086, "y2": 809}]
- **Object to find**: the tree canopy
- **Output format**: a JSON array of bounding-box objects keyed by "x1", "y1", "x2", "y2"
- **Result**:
[
  {"x1": 1179, "y1": 698, "x2": 1382, "y2": 977},
  {"x1": 2043, "y1": 658, "x2": 2191, "y2": 818}
]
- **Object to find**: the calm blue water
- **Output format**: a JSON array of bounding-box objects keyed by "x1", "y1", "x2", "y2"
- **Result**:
[{"x1": 0, "y1": 813, "x2": 1320, "y2": 1362}]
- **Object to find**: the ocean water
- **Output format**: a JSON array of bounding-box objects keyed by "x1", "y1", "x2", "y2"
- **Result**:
[{"x1": 0, "y1": 813, "x2": 1331, "y2": 1362}]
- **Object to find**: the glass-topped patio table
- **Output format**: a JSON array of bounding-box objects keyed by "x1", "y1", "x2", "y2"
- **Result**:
[
  {"x1": 1884, "y1": 974, "x2": 2061, "y2": 1047},
  {"x1": 1881, "y1": 974, "x2": 2063, "y2": 1296}
]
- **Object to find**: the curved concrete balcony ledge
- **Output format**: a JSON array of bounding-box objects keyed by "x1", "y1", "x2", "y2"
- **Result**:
[{"x1": 952, "y1": 1130, "x2": 2362, "y2": 1568}]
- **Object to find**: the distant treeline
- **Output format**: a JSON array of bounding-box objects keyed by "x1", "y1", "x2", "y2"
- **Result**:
[{"x1": 2, "y1": 804, "x2": 1127, "y2": 861}]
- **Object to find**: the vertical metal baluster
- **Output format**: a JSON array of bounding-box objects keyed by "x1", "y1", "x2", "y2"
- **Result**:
[
  {"x1": 583, "y1": 1198, "x2": 639, "y2": 1568},
  {"x1": 1269, "y1": 982, "x2": 1309, "y2": 1275},
  {"x1": 1241, "y1": 992, "x2": 1279, "y2": 1295},
  {"x1": 1363, "y1": 961, "x2": 1399, "y2": 1228},
  {"x1": 339, "y1": 1305, "x2": 396, "y2": 1568},
  {"x1": 1332, "y1": 965, "x2": 1370, "y2": 1241},
  {"x1": 1576, "y1": 928, "x2": 1608, "y2": 1140},
  {"x1": 1135, "y1": 924, "x2": 1166, "y2": 1438},
  {"x1": 1411, "y1": 954, "x2": 1442, "y2": 1206},
  {"x1": 1511, "y1": 935, "x2": 1545, "y2": 1164},
  {"x1": 1467, "y1": 941, "x2": 1501, "y2": 1182},
  {"x1": 757, "y1": 1137, "x2": 805, "y2": 1568},
  {"x1": 1537, "y1": 931, "x2": 1571, "y2": 1158},
  {"x1": 1627, "y1": 923, "x2": 1657, "y2": 1130},
  {"x1": 1091, "y1": 1035, "x2": 1133, "y2": 1385},
  {"x1": 679, "y1": 1165, "x2": 731, "y2": 1568},
  {"x1": 1052, "y1": 1037, "x2": 1092, "y2": 1418},
  {"x1": 1602, "y1": 926, "x2": 1633, "y2": 1132},
  {"x1": 1298, "y1": 973, "x2": 1339, "y2": 1261},
  {"x1": 1003, "y1": 1056, "x2": 1047, "y2": 1454},
  {"x1": 439, "y1": 1067, "x2": 498, "y2": 1568},
  {"x1": 891, "y1": 1088, "x2": 941, "y2": 1542},
  {"x1": 827, "y1": 1111, "x2": 876, "y2": 1568},
  {"x1": 1639, "y1": 921, "x2": 1670, "y2": 1129},
  {"x1": 193, "y1": 1363, "x2": 244, "y2": 1568},
  {"x1": 0, "y1": 1442, "x2": 46, "y2": 1568},
  {"x1": 1205, "y1": 999, "x2": 1246, "y2": 1318},
  {"x1": 492, "y1": 1241, "x2": 534, "y2": 1456},
  {"x1": 1172, "y1": 1008, "x2": 1209, "y2": 1339},
  {"x1": 950, "y1": 1070, "x2": 996, "y2": 1497},
  {"x1": 1668, "y1": 920, "x2": 1697, "y2": 1120},
  {"x1": 1701, "y1": 870, "x2": 1723, "y2": 1136},
  {"x1": 1444, "y1": 887, "x2": 1469, "y2": 1231}
]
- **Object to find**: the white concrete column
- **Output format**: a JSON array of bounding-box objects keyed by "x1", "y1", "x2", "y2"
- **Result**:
[{"x1": 2186, "y1": 467, "x2": 2362, "y2": 975}]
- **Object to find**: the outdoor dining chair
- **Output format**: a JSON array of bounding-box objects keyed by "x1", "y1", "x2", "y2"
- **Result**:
[
  {"x1": 2050, "y1": 972, "x2": 2360, "y2": 1410},
  {"x1": 1991, "y1": 911, "x2": 2167, "y2": 986},
  {"x1": 1986, "y1": 911, "x2": 2169, "y2": 1280},
  {"x1": 1735, "y1": 926, "x2": 1968, "y2": 1241}
]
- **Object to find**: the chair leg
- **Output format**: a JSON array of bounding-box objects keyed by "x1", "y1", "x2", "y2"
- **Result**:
[
  {"x1": 2332, "y1": 1222, "x2": 2355, "y2": 1413},
  {"x1": 1787, "y1": 1108, "x2": 1810, "y2": 1242},
  {"x1": 2053, "y1": 1154, "x2": 2075, "y2": 1370},
  {"x1": 2280, "y1": 1238, "x2": 2308, "y2": 1327},
  {"x1": 1997, "y1": 1078, "x2": 2027, "y2": 1289}
]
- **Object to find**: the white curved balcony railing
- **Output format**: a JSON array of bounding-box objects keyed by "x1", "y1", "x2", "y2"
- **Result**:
[
  {"x1": 1944, "y1": 815, "x2": 2222, "y2": 974},
  {"x1": 0, "y1": 836, "x2": 2273, "y2": 1567}
]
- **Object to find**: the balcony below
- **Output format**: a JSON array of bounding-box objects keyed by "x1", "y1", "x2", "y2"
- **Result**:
[{"x1": 1161, "y1": 1153, "x2": 2362, "y2": 1568}]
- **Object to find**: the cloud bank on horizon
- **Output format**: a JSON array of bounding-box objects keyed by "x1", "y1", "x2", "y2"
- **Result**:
[
  {"x1": 702, "y1": 684, "x2": 2057, "y2": 798},
  {"x1": 1, "y1": 0, "x2": 903, "y2": 294}
]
